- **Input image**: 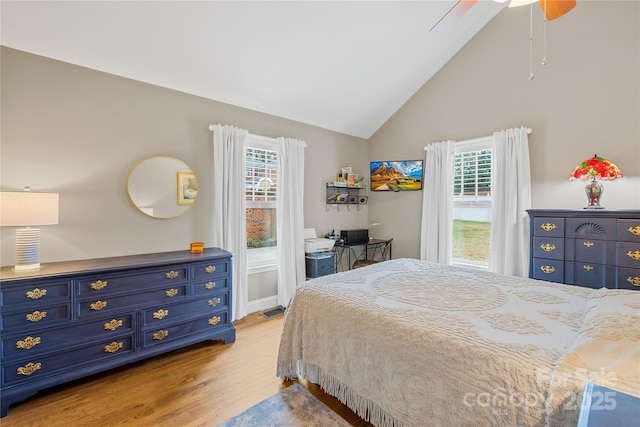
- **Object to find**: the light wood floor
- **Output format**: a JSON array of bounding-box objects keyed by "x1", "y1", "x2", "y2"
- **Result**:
[{"x1": 1, "y1": 313, "x2": 372, "y2": 426}]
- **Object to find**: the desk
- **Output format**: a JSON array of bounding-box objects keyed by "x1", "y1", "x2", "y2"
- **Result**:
[{"x1": 334, "y1": 238, "x2": 392, "y2": 271}]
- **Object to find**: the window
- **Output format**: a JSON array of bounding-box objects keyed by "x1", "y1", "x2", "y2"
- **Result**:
[
  {"x1": 245, "y1": 135, "x2": 278, "y2": 269},
  {"x1": 452, "y1": 137, "x2": 493, "y2": 268}
]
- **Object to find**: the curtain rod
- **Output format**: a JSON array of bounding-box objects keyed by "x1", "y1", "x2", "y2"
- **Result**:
[
  {"x1": 209, "y1": 125, "x2": 307, "y2": 147},
  {"x1": 208, "y1": 125, "x2": 279, "y2": 142},
  {"x1": 424, "y1": 127, "x2": 532, "y2": 150}
]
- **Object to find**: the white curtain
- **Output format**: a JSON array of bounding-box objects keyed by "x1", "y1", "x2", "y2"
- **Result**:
[
  {"x1": 420, "y1": 140, "x2": 455, "y2": 264},
  {"x1": 210, "y1": 124, "x2": 249, "y2": 320},
  {"x1": 489, "y1": 126, "x2": 532, "y2": 277},
  {"x1": 276, "y1": 137, "x2": 306, "y2": 308}
]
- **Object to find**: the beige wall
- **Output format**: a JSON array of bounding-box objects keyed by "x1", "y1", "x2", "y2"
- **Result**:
[
  {"x1": 368, "y1": 1, "x2": 640, "y2": 259},
  {"x1": 0, "y1": 47, "x2": 369, "y2": 267},
  {"x1": 2, "y1": 1, "x2": 638, "y2": 268}
]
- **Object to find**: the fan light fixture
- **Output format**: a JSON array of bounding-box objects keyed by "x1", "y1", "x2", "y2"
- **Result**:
[{"x1": 569, "y1": 155, "x2": 623, "y2": 209}]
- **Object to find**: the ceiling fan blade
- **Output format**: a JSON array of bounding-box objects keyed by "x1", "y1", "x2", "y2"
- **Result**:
[
  {"x1": 430, "y1": 0, "x2": 479, "y2": 34},
  {"x1": 538, "y1": 0, "x2": 576, "y2": 20}
]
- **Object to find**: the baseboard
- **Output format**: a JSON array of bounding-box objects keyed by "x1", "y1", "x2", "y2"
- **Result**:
[{"x1": 248, "y1": 295, "x2": 279, "y2": 314}]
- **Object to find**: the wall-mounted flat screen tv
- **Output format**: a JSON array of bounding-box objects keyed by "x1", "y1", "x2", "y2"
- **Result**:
[{"x1": 370, "y1": 160, "x2": 423, "y2": 191}]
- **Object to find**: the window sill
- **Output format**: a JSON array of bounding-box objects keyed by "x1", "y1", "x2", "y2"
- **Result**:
[
  {"x1": 451, "y1": 259, "x2": 488, "y2": 271},
  {"x1": 248, "y1": 262, "x2": 278, "y2": 274}
]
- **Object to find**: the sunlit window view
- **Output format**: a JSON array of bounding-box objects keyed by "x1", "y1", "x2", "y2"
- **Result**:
[
  {"x1": 246, "y1": 144, "x2": 278, "y2": 266},
  {"x1": 452, "y1": 146, "x2": 492, "y2": 266}
]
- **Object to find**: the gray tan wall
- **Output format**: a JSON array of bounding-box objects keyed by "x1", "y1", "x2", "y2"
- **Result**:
[
  {"x1": 368, "y1": 1, "x2": 640, "y2": 259},
  {"x1": 2, "y1": 1, "x2": 638, "y2": 267},
  {"x1": 0, "y1": 47, "x2": 369, "y2": 267}
]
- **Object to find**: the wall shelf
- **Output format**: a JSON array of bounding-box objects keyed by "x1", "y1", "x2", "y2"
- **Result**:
[{"x1": 326, "y1": 183, "x2": 367, "y2": 211}]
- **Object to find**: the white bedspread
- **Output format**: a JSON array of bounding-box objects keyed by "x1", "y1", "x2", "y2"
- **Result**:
[{"x1": 276, "y1": 258, "x2": 640, "y2": 427}]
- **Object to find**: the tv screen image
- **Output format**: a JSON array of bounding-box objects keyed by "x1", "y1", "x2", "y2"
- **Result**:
[{"x1": 370, "y1": 160, "x2": 423, "y2": 191}]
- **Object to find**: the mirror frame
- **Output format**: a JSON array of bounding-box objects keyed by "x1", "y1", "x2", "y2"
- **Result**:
[{"x1": 127, "y1": 155, "x2": 199, "y2": 219}]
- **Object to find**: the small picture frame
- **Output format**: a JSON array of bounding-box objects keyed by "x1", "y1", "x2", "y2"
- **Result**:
[{"x1": 177, "y1": 172, "x2": 198, "y2": 205}]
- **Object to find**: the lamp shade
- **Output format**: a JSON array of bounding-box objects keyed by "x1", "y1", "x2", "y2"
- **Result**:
[
  {"x1": 0, "y1": 191, "x2": 59, "y2": 226},
  {"x1": 569, "y1": 155, "x2": 623, "y2": 181}
]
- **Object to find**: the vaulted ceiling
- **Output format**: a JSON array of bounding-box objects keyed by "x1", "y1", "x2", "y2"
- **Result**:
[{"x1": 1, "y1": 1, "x2": 507, "y2": 138}]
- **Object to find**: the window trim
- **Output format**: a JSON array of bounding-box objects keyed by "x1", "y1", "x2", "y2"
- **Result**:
[
  {"x1": 246, "y1": 134, "x2": 278, "y2": 269},
  {"x1": 452, "y1": 136, "x2": 494, "y2": 269}
]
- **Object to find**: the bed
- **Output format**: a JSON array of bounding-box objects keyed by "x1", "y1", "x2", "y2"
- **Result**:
[{"x1": 276, "y1": 258, "x2": 640, "y2": 427}]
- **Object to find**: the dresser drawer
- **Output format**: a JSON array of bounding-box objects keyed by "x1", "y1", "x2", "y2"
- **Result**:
[
  {"x1": 532, "y1": 237, "x2": 564, "y2": 260},
  {"x1": 1, "y1": 280, "x2": 71, "y2": 307},
  {"x1": 77, "y1": 266, "x2": 188, "y2": 297},
  {"x1": 1, "y1": 304, "x2": 70, "y2": 331},
  {"x1": 142, "y1": 293, "x2": 228, "y2": 326},
  {"x1": 192, "y1": 277, "x2": 229, "y2": 296},
  {"x1": 618, "y1": 219, "x2": 640, "y2": 243},
  {"x1": 566, "y1": 218, "x2": 616, "y2": 240},
  {"x1": 617, "y1": 267, "x2": 640, "y2": 290},
  {"x1": 2, "y1": 335, "x2": 134, "y2": 387},
  {"x1": 142, "y1": 311, "x2": 229, "y2": 348},
  {"x1": 565, "y1": 262, "x2": 615, "y2": 289},
  {"x1": 617, "y1": 242, "x2": 640, "y2": 269},
  {"x1": 570, "y1": 238, "x2": 615, "y2": 264},
  {"x1": 77, "y1": 285, "x2": 188, "y2": 318},
  {"x1": 531, "y1": 258, "x2": 564, "y2": 283},
  {"x1": 2, "y1": 314, "x2": 135, "y2": 360},
  {"x1": 191, "y1": 260, "x2": 229, "y2": 280},
  {"x1": 533, "y1": 217, "x2": 564, "y2": 237}
]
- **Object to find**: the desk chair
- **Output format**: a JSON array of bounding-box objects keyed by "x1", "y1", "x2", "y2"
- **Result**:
[{"x1": 352, "y1": 238, "x2": 393, "y2": 269}]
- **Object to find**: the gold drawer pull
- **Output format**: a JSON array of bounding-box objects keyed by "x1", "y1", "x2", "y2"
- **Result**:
[
  {"x1": 205, "y1": 281, "x2": 216, "y2": 290},
  {"x1": 583, "y1": 265, "x2": 594, "y2": 271},
  {"x1": 17, "y1": 362, "x2": 42, "y2": 376},
  {"x1": 90, "y1": 300, "x2": 107, "y2": 311},
  {"x1": 165, "y1": 288, "x2": 178, "y2": 297},
  {"x1": 208, "y1": 316, "x2": 221, "y2": 326},
  {"x1": 104, "y1": 319, "x2": 123, "y2": 331},
  {"x1": 627, "y1": 277, "x2": 640, "y2": 287},
  {"x1": 627, "y1": 251, "x2": 640, "y2": 261},
  {"x1": 205, "y1": 265, "x2": 216, "y2": 273},
  {"x1": 540, "y1": 244, "x2": 556, "y2": 252},
  {"x1": 541, "y1": 223, "x2": 557, "y2": 232},
  {"x1": 26, "y1": 288, "x2": 47, "y2": 300},
  {"x1": 540, "y1": 266, "x2": 556, "y2": 274},
  {"x1": 104, "y1": 342, "x2": 123, "y2": 353},
  {"x1": 26, "y1": 310, "x2": 47, "y2": 322},
  {"x1": 16, "y1": 336, "x2": 41, "y2": 350},
  {"x1": 153, "y1": 330, "x2": 169, "y2": 341},
  {"x1": 91, "y1": 280, "x2": 108, "y2": 290},
  {"x1": 583, "y1": 241, "x2": 594, "y2": 247},
  {"x1": 165, "y1": 271, "x2": 179, "y2": 279},
  {"x1": 153, "y1": 309, "x2": 169, "y2": 320},
  {"x1": 208, "y1": 297, "x2": 221, "y2": 307},
  {"x1": 628, "y1": 226, "x2": 640, "y2": 236}
]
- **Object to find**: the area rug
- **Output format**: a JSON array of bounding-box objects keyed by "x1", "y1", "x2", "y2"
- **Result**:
[{"x1": 216, "y1": 383, "x2": 351, "y2": 427}]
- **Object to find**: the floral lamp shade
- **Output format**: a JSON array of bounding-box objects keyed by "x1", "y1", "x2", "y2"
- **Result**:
[{"x1": 569, "y1": 155, "x2": 623, "y2": 209}]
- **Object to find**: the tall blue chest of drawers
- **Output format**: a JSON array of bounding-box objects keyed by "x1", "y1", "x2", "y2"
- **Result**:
[
  {"x1": 527, "y1": 209, "x2": 640, "y2": 290},
  {"x1": 0, "y1": 248, "x2": 235, "y2": 417}
]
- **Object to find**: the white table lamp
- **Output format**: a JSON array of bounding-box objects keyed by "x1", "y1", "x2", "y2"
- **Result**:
[{"x1": 1, "y1": 189, "x2": 59, "y2": 271}]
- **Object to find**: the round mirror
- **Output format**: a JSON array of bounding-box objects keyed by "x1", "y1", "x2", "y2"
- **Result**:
[{"x1": 127, "y1": 156, "x2": 199, "y2": 219}]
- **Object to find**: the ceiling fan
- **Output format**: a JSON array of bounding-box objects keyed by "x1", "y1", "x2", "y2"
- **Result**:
[{"x1": 430, "y1": 0, "x2": 577, "y2": 33}]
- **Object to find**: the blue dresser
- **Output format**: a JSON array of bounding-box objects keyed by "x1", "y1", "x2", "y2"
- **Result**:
[
  {"x1": 527, "y1": 210, "x2": 640, "y2": 289},
  {"x1": 0, "y1": 248, "x2": 235, "y2": 417}
]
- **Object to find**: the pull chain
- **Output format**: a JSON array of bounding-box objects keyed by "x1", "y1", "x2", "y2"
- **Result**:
[
  {"x1": 542, "y1": 0, "x2": 548, "y2": 65},
  {"x1": 529, "y1": 1, "x2": 534, "y2": 80}
]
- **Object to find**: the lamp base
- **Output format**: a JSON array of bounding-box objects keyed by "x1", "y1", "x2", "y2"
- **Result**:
[
  {"x1": 584, "y1": 178, "x2": 604, "y2": 209},
  {"x1": 15, "y1": 227, "x2": 42, "y2": 271}
]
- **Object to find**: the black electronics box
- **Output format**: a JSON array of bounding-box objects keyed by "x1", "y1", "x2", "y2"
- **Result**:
[{"x1": 340, "y1": 229, "x2": 369, "y2": 244}]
